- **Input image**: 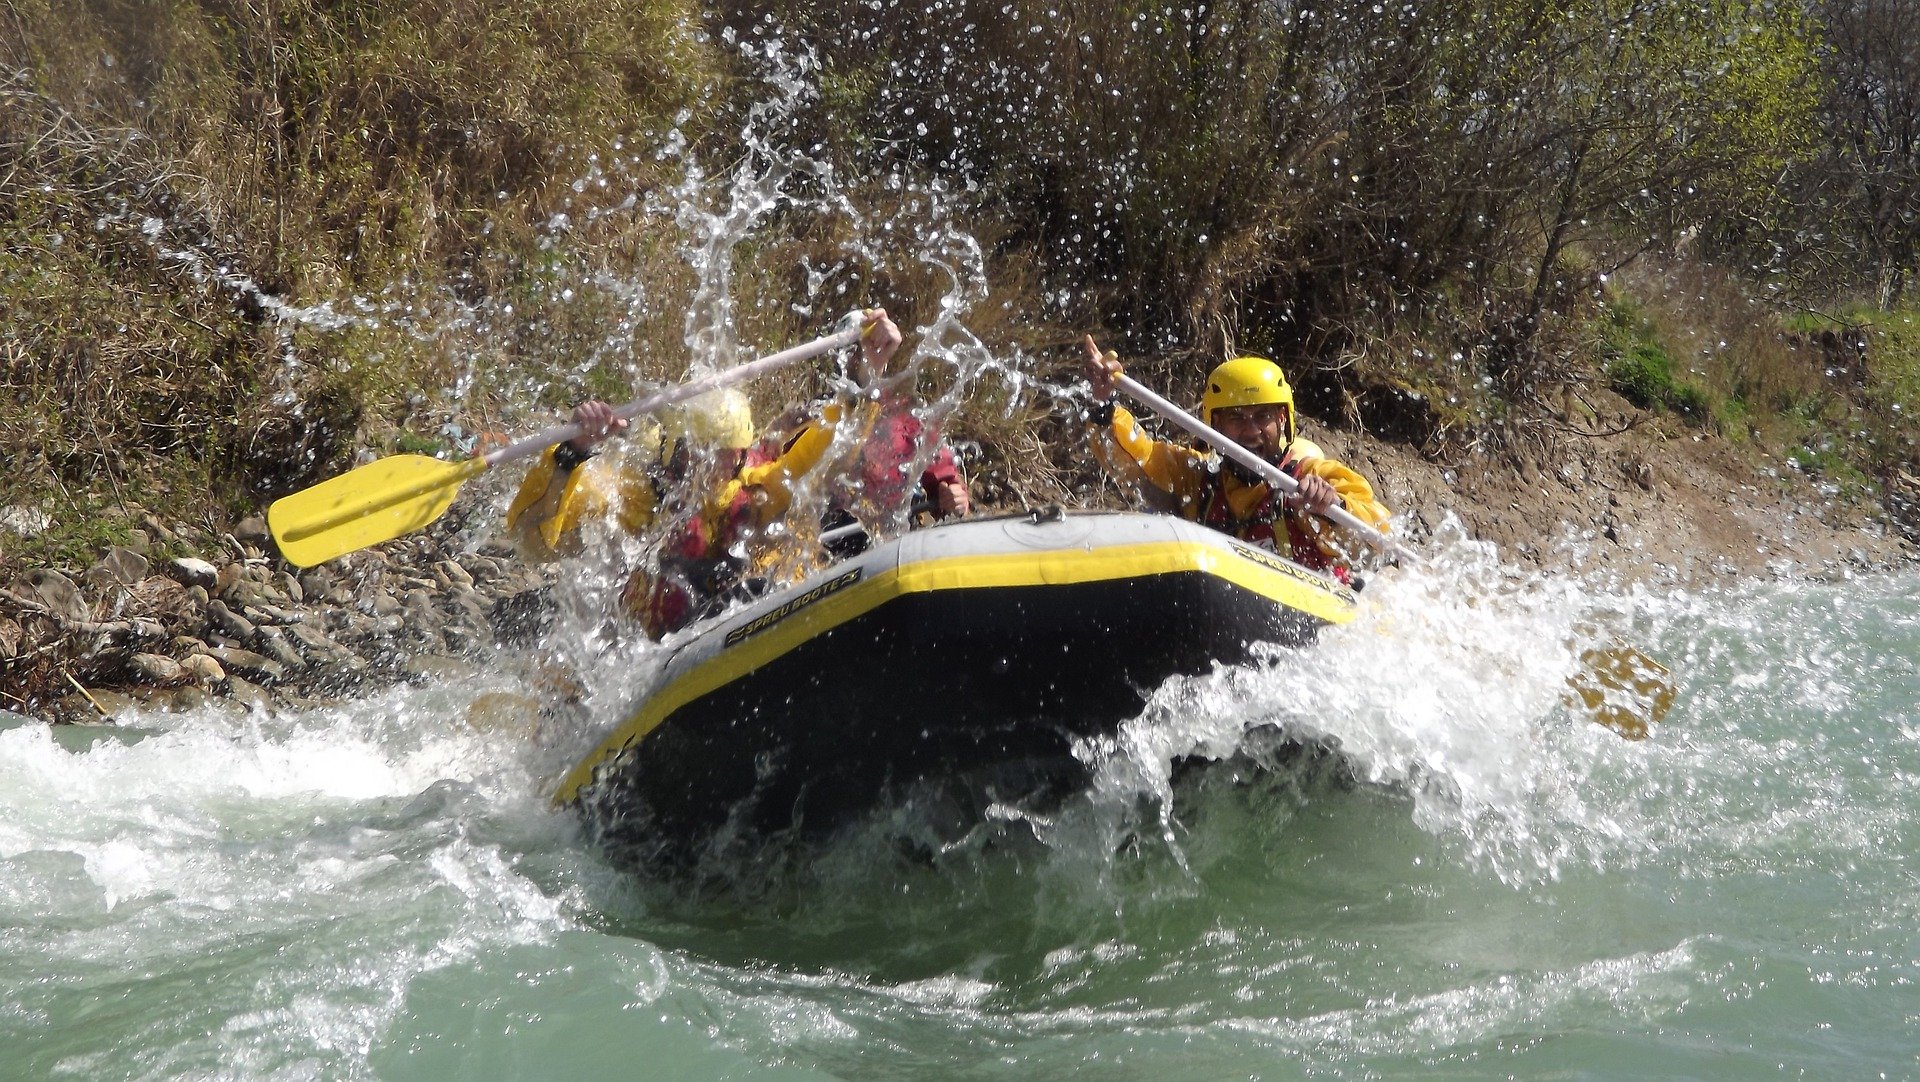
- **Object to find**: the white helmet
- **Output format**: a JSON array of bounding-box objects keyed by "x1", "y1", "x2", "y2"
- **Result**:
[{"x1": 662, "y1": 388, "x2": 754, "y2": 451}]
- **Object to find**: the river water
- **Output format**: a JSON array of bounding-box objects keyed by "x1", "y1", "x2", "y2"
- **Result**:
[
  {"x1": 3, "y1": 549, "x2": 1915, "y2": 1079},
  {"x1": 13, "y1": 36, "x2": 1918, "y2": 1078}
]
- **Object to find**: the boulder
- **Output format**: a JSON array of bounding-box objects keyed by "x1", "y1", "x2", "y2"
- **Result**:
[
  {"x1": 105, "y1": 545, "x2": 151, "y2": 583},
  {"x1": 168, "y1": 557, "x2": 220, "y2": 590},
  {"x1": 246, "y1": 603, "x2": 305, "y2": 626},
  {"x1": 201, "y1": 644, "x2": 285, "y2": 683},
  {"x1": 443, "y1": 591, "x2": 493, "y2": 631},
  {"x1": 139, "y1": 684, "x2": 208, "y2": 713},
  {"x1": 459, "y1": 554, "x2": 507, "y2": 583},
  {"x1": 204, "y1": 600, "x2": 258, "y2": 641},
  {"x1": 0, "y1": 505, "x2": 51, "y2": 537},
  {"x1": 254, "y1": 628, "x2": 308, "y2": 672},
  {"x1": 296, "y1": 567, "x2": 336, "y2": 602},
  {"x1": 54, "y1": 687, "x2": 128, "y2": 723},
  {"x1": 84, "y1": 546, "x2": 150, "y2": 591},
  {"x1": 285, "y1": 622, "x2": 357, "y2": 664},
  {"x1": 224, "y1": 675, "x2": 274, "y2": 714},
  {"x1": 139, "y1": 513, "x2": 178, "y2": 544},
  {"x1": 128, "y1": 653, "x2": 186, "y2": 685},
  {"x1": 235, "y1": 515, "x2": 272, "y2": 546},
  {"x1": 181, "y1": 653, "x2": 227, "y2": 684},
  {"x1": 21, "y1": 569, "x2": 91, "y2": 622}
]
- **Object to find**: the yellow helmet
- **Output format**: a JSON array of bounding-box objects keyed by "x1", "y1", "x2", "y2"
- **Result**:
[
  {"x1": 1202, "y1": 356, "x2": 1295, "y2": 442},
  {"x1": 661, "y1": 387, "x2": 755, "y2": 454}
]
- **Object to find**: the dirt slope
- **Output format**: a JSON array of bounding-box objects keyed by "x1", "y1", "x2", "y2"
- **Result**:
[{"x1": 1315, "y1": 399, "x2": 1910, "y2": 587}]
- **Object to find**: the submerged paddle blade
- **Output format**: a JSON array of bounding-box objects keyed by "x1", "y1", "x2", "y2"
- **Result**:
[
  {"x1": 1568, "y1": 644, "x2": 1675, "y2": 740},
  {"x1": 268, "y1": 454, "x2": 486, "y2": 567}
]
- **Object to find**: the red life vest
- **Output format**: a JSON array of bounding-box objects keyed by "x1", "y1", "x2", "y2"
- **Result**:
[
  {"x1": 1196, "y1": 455, "x2": 1350, "y2": 584},
  {"x1": 776, "y1": 400, "x2": 961, "y2": 517}
]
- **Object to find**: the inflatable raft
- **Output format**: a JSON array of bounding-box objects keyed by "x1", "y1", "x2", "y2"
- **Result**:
[{"x1": 551, "y1": 509, "x2": 1359, "y2": 862}]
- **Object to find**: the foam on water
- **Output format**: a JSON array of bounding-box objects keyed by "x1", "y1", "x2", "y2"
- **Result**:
[
  {"x1": 968, "y1": 518, "x2": 1669, "y2": 902},
  {"x1": 0, "y1": 683, "x2": 582, "y2": 1079},
  {"x1": 9, "y1": 566, "x2": 1920, "y2": 1077}
]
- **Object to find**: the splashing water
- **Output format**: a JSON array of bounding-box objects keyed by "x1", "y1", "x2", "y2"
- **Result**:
[
  {"x1": 10, "y1": 557, "x2": 1920, "y2": 1077},
  {"x1": 23, "y1": 40, "x2": 1920, "y2": 1082}
]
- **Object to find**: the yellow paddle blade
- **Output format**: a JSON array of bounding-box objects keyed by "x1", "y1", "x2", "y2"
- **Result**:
[
  {"x1": 268, "y1": 454, "x2": 487, "y2": 567},
  {"x1": 1567, "y1": 644, "x2": 1676, "y2": 740},
  {"x1": 464, "y1": 692, "x2": 545, "y2": 736}
]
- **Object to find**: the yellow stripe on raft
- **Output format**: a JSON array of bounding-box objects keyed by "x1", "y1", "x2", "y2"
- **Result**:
[{"x1": 548, "y1": 539, "x2": 1354, "y2": 805}]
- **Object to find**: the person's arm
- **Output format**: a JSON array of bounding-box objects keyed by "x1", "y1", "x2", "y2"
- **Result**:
[
  {"x1": 918, "y1": 445, "x2": 971, "y2": 518},
  {"x1": 1281, "y1": 448, "x2": 1390, "y2": 568},
  {"x1": 733, "y1": 400, "x2": 861, "y2": 526},
  {"x1": 727, "y1": 309, "x2": 908, "y2": 527},
  {"x1": 1082, "y1": 335, "x2": 1206, "y2": 514},
  {"x1": 503, "y1": 401, "x2": 644, "y2": 558},
  {"x1": 1293, "y1": 454, "x2": 1389, "y2": 529}
]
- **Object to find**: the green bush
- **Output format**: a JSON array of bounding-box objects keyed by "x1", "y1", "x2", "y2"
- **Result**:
[
  {"x1": 1600, "y1": 302, "x2": 1716, "y2": 425},
  {"x1": 1606, "y1": 343, "x2": 1679, "y2": 409},
  {"x1": 1669, "y1": 381, "x2": 1714, "y2": 421}
]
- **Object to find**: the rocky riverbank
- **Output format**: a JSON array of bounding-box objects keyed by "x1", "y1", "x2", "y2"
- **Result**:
[
  {"x1": 1314, "y1": 401, "x2": 1916, "y2": 587},
  {"x1": 0, "y1": 511, "x2": 558, "y2": 725}
]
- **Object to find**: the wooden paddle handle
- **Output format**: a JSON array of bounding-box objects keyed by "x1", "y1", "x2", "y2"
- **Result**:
[
  {"x1": 479, "y1": 322, "x2": 869, "y2": 469},
  {"x1": 1113, "y1": 374, "x2": 1417, "y2": 564}
]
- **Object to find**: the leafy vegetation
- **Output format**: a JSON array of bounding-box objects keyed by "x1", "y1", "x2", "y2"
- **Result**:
[
  {"x1": 1, "y1": 0, "x2": 1918, "y2": 571},
  {"x1": 1598, "y1": 299, "x2": 1713, "y2": 424},
  {"x1": 0, "y1": 0, "x2": 718, "y2": 565}
]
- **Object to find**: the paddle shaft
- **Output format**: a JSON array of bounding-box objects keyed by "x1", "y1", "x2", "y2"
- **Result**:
[
  {"x1": 1112, "y1": 374, "x2": 1419, "y2": 564},
  {"x1": 483, "y1": 324, "x2": 867, "y2": 468},
  {"x1": 268, "y1": 322, "x2": 869, "y2": 563}
]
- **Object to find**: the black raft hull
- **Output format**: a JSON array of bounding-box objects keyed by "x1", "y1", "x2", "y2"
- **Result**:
[{"x1": 550, "y1": 510, "x2": 1357, "y2": 859}]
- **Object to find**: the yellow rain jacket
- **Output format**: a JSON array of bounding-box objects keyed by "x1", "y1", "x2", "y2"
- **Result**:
[
  {"x1": 504, "y1": 398, "x2": 908, "y2": 631},
  {"x1": 504, "y1": 442, "x2": 663, "y2": 562},
  {"x1": 1092, "y1": 404, "x2": 1390, "y2": 572}
]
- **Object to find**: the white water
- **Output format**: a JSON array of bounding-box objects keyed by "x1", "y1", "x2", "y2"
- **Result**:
[
  {"x1": 8, "y1": 553, "x2": 1917, "y2": 1077},
  {"x1": 14, "y1": 35, "x2": 1918, "y2": 1079}
]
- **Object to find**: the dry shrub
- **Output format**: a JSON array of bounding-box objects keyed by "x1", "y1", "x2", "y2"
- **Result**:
[
  {"x1": 0, "y1": 0, "x2": 721, "y2": 559},
  {"x1": 721, "y1": 0, "x2": 1815, "y2": 417},
  {"x1": 1608, "y1": 255, "x2": 1829, "y2": 423}
]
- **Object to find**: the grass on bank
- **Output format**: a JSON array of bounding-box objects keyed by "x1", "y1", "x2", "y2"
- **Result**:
[
  {"x1": 1598, "y1": 297, "x2": 1714, "y2": 424},
  {"x1": 0, "y1": 0, "x2": 724, "y2": 567},
  {"x1": 1596, "y1": 254, "x2": 1920, "y2": 503}
]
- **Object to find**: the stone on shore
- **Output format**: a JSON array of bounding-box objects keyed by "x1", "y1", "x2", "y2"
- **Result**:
[
  {"x1": 201, "y1": 645, "x2": 286, "y2": 684},
  {"x1": 128, "y1": 653, "x2": 186, "y2": 685},
  {"x1": 168, "y1": 558, "x2": 220, "y2": 590},
  {"x1": 181, "y1": 653, "x2": 227, "y2": 684},
  {"x1": 21, "y1": 569, "x2": 91, "y2": 622}
]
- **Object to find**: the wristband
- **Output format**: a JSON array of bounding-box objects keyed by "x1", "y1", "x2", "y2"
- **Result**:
[{"x1": 552, "y1": 442, "x2": 595, "y2": 471}]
